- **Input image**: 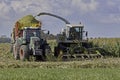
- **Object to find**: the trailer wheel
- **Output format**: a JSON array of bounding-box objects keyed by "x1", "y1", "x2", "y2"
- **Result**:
[
  {"x1": 10, "y1": 44, "x2": 13, "y2": 53},
  {"x1": 13, "y1": 45, "x2": 19, "y2": 60},
  {"x1": 19, "y1": 45, "x2": 29, "y2": 61}
]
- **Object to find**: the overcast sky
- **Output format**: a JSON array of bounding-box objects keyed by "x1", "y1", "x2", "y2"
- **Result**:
[{"x1": 0, "y1": 0, "x2": 120, "y2": 38}]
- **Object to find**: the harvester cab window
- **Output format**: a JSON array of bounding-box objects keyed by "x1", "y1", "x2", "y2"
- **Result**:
[
  {"x1": 69, "y1": 27, "x2": 83, "y2": 40},
  {"x1": 74, "y1": 28, "x2": 79, "y2": 32}
]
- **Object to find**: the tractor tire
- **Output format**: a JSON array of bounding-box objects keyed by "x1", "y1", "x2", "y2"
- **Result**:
[
  {"x1": 19, "y1": 45, "x2": 29, "y2": 61},
  {"x1": 13, "y1": 44, "x2": 19, "y2": 60}
]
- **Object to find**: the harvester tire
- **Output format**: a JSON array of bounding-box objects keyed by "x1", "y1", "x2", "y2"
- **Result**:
[
  {"x1": 54, "y1": 47, "x2": 60, "y2": 57},
  {"x1": 19, "y1": 45, "x2": 29, "y2": 61}
]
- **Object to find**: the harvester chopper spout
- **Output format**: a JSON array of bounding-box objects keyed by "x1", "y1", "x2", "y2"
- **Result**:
[{"x1": 36, "y1": 12, "x2": 70, "y2": 24}]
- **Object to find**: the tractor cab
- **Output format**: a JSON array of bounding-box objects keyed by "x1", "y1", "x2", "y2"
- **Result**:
[{"x1": 23, "y1": 27, "x2": 41, "y2": 43}]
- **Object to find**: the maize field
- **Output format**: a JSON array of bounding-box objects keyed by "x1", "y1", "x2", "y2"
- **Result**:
[
  {"x1": 90, "y1": 38, "x2": 120, "y2": 57},
  {"x1": 0, "y1": 39, "x2": 120, "y2": 80}
]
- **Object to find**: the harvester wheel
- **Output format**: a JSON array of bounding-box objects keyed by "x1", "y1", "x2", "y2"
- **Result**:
[
  {"x1": 19, "y1": 45, "x2": 29, "y2": 61},
  {"x1": 54, "y1": 47, "x2": 60, "y2": 57}
]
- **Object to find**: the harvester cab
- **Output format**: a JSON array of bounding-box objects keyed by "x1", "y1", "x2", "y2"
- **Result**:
[{"x1": 61, "y1": 24, "x2": 88, "y2": 41}]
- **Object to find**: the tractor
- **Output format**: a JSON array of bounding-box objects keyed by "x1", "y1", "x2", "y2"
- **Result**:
[{"x1": 11, "y1": 15, "x2": 51, "y2": 61}]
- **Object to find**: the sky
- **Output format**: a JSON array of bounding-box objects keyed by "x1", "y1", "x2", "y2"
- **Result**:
[{"x1": 0, "y1": 0, "x2": 120, "y2": 38}]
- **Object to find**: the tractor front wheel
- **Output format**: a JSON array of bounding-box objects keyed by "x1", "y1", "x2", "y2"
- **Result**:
[{"x1": 19, "y1": 45, "x2": 29, "y2": 61}]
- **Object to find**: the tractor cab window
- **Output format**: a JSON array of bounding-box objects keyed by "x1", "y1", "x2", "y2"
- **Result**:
[
  {"x1": 69, "y1": 27, "x2": 83, "y2": 40},
  {"x1": 27, "y1": 29, "x2": 40, "y2": 37},
  {"x1": 25, "y1": 29, "x2": 41, "y2": 42}
]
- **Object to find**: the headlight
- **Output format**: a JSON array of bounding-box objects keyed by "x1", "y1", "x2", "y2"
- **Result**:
[{"x1": 22, "y1": 39, "x2": 26, "y2": 44}]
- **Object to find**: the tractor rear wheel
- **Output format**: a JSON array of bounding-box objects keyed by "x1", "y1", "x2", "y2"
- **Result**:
[{"x1": 19, "y1": 45, "x2": 29, "y2": 61}]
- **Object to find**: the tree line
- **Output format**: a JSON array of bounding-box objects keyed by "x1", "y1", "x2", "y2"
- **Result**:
[
  {"x1": 0, "y1": 33, "x2": 56, "y2": 43},
  {"x1": 0, "y1": 35, "x2": 11, "y2": 43}
]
